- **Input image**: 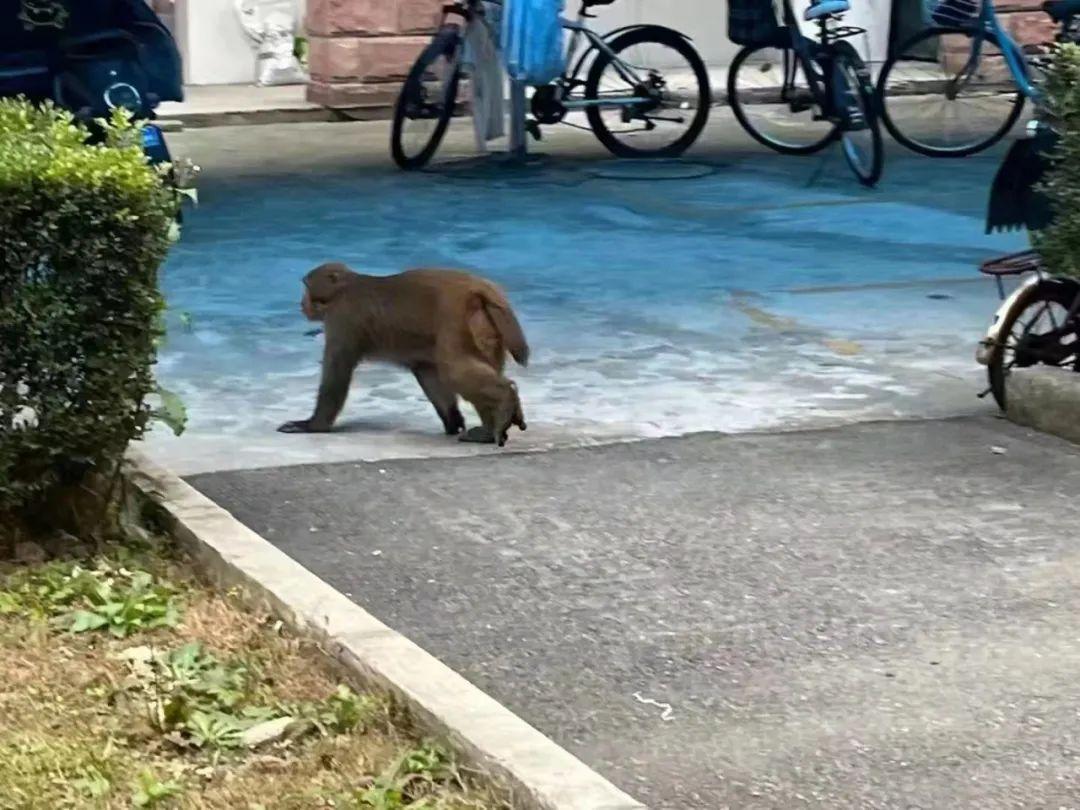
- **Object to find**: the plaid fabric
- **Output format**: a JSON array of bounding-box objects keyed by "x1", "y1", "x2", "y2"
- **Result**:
[
  {"x1": 929, "y1": 0, "x2": 981, "y2": 25},
  {"x1": 728, "y1": 0, "x2": 782, "y2": 46}
]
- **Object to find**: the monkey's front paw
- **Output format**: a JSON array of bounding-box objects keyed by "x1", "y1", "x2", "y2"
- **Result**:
[
  {"x1": 443, "y1": 408, "x2": 466, "y2": 436},
  {"x1": 278, "y1": 419, "x2": 315, "y2": 433}
]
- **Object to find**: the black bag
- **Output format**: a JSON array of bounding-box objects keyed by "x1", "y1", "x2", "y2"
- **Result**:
[{"x1": 728, "y1": 0, "x2": 783, "y2": 46}]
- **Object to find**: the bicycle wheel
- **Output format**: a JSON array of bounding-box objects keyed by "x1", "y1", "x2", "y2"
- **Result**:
[
  {"x1": 987, "y1": 281, "x2": 1080, "y2": 411},
  {"x1": 727, "y1": 43, "x2": 839, "y2": 155},
  {"x1": 584, "y1": 26, "x2": 711, "y2": 158},
  {"x1": 391, "y1": 25, "x2": 462, "y2": 170},
  {"x1": 831, "y1": 42, "x2": 883, "y2": 186},
  {"x1": 876, "y1": 26, "x2": 1025, "y2": 158}
]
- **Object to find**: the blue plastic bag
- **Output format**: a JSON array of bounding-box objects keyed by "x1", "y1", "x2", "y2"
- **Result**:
[{"x1": 501, "y1": 0, "x2": 565, "y2": 86}]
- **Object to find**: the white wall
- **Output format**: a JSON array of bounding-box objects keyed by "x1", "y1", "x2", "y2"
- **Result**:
[
  {"x1": 586, "y1": 0, "x2": 891, "y2": 68},
  {"x1": 175, "y1": 0, "x2": 890, "y2": 87},
  {"x1": 175, "y1": 0, "x2": 308, "y2": 85},
  {"x1": 176, "y1": 0, "x2": 256, "y2": 84},
  {"x1": 585, "y1": 0, "x2": 741, "y2": 67}
]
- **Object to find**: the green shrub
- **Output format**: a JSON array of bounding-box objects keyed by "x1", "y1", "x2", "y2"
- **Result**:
[
  {"x1": 1034, "y1": 43, "x2": 1080, "y2": 279},
  {"x1": 0, "y1": 101, "x2": 176, "y2": 523}
]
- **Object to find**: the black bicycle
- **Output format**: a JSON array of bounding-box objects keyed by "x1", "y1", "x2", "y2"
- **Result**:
[
  {"x1": 391, "y1": 0, "x2": 711, "y2": 169},
  {"x1": 975, "y1": 121, "x2": 1079, "y2": 409},
  {"x1": 726, "y1": 0, "x2": 883, "y2": 186}
]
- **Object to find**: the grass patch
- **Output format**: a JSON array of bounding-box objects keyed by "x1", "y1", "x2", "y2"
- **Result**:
[{"x1": 0, "y1": 540, "x2": 509, "y2": 810}]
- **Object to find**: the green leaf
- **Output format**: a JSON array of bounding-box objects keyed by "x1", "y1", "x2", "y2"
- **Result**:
[
  {"x1": 69, "y1": 610, "x2": 110, "y2": 633},
  {"x1": 0, "y1": 591, "x2": 21, "y2": 614},
  {"x1": 131, "y1": 770, "x2": 182, "y2": 807}
]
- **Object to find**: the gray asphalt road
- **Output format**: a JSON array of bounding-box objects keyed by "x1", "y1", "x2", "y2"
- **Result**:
[{"x1": 190, "y1": 417, "x2": 1080, "y2": 809}]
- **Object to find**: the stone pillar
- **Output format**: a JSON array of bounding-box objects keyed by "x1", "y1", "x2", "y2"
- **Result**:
[{"x1": 306, "y1": 0, "x2": 442, "y2": 115}]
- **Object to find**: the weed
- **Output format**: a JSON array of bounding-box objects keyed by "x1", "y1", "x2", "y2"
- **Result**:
[
  {"x1": 182, "y1": 711, "x2": 244, "y2": 750},
  {"x1": 0, "y1": 737, "x2": 120, "y2": 808},
  {"x1": 283, "y1": 685, "x2": 383, "y2": 737},
  {"x1": 0, "y1": 559, "x2": 182, "y2": 637},
  {"x1": 131, "y1": 770, "x2": 183, "y2": 807},
  {"x1": 0, "y1": 549, "x2": 508, "y2": 809},
  {"x1": 352, "y1": 744, "x2": 464, "y2": 809}
]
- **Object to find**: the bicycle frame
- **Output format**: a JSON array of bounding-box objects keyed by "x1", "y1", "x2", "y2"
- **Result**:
[
  {"x1": 559, "y1": 12, "x2": 651, "y2": 109},
  {"x1": 959, "y1": 1, "x2": 1039, "y2": 101},
  {"x1": 444, "y1": 0, "x2": 660, "y2": 109},
  {"x1": 774, "y1": 0, "x2": 850, "y2": 118}
]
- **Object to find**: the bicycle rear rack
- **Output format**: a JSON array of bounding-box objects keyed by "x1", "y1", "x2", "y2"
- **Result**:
[{"x1": 980, "y1": 248, "x2": 1045, "y2": 298}]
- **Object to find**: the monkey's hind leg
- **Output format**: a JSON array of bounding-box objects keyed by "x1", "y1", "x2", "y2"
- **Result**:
[
  {"x1": 451, "y1": 361, "x2": 525, "y2": 447},
  {"x1": 413, "y1": 364, "x2": 465, "y2": 435},
  {"x1": 508, "y1": 380, "x2": 526, "y2": 432}
]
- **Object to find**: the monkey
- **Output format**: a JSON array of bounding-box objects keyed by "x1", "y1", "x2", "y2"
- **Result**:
[{"x1": 278, "y1": 262, "x2": 528, "y2": 446}]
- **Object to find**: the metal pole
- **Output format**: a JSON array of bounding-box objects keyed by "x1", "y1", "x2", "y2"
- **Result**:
[{"x1": 508, "y1": 78, "x2": 527, "y2": 161}]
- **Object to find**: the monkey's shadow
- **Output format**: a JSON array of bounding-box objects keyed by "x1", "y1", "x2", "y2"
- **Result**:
[{"x1": 323, "y1": 418, "x2": 449, "y2": 439}]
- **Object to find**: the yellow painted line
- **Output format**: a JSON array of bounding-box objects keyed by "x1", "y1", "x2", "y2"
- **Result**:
[{"x1": 731, "y1": 296, "x2": 865, "y2": 357}]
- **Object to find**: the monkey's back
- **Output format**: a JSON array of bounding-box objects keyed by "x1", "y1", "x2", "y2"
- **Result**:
[
  {"x1": 392, "y1": 268, "x2": 511, "y2": 306},
  {"x1": 350, "y1": 269, "x2": 512, "y2": 365}
]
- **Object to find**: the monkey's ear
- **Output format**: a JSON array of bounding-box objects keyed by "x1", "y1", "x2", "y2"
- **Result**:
[{"x1": 327, "y1": 269, "x2": 341, "y2": 284}]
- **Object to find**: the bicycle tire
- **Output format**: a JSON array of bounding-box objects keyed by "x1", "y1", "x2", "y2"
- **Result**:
[
  {"x1": 987, "y1": 280, "x2": 1080, "y2": 411},
  {"x1": 390, "y1": 25, "x2": 462, "y2": 170},
  {"x1": 727, "y1": 43, "x2": 839, "y2": 155},
  {"x1": 584, "y1": 26, "x2": 711, "y2": 158},
  {"x1": 831, "y1": 41, "x2": 884, "y2": 186},
  {"x1": 876, "y1": 26, "x2": 1025, "y2": 158}
]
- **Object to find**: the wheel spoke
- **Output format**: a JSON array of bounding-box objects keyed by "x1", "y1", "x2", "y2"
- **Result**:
[
  {"x1": 586, "y1": 31, "x2": 708, "y2": 156},
  {"x1": 729, "y1": 45, "x2": 836, "y2": 153},
  {"x1": 880, "y1": 28, "x2": 1022, "y2": 156}
]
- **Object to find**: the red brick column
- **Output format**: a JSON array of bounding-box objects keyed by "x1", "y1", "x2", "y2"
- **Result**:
[
  {"x1": 940, "y1": 2, "x2": 1059, "y2": 80},
  {"x1": 306, "y1": 0, "x2": 443, "y2": 114},
  {"x1": 997, "y1": 0, "x2": 1059, "y2": 47}
]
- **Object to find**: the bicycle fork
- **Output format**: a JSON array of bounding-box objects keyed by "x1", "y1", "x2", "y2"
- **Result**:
[{"x1": 781, "y1": 50, "x2": 821, "y2": 115}]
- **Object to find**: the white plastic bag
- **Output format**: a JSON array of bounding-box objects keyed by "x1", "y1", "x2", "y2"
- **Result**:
[
  {"x1": 235, "y1": 0, "x2": 308, "y2": 86},
  {"x1": 463, "y1": 4, "x2": 505, "y2": 148}
]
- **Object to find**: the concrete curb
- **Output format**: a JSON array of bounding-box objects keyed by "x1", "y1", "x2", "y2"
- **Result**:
[
  {"x1": 1006, "y1": 366, "x2": 1080, "y2": 446},
  {"x1": 157, "y1": 81, "x2": 943, "y2": 130},
  {"x1": 124, "y1": 449, "x2": 645, "y2": 810},
  {"x1": 162, "y1": 107, "x2": 338, "y2": 129}
]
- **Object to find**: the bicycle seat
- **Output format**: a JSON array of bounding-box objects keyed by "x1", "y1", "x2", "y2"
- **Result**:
[
  {"x1": 1043, "y1": 0, "x2": 1080, "y2": 20},
  {"x1": 804, "y1": 0, "x2": 850, "y2": 20}
]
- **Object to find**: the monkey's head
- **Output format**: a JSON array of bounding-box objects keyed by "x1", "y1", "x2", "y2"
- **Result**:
[{"x1": 301, "y1": 262, "x2": 352, "y2": 321}]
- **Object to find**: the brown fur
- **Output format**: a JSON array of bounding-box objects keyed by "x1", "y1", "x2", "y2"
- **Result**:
[{"x1": 279, "y1": 262, "x2": 528, "y2": 446}]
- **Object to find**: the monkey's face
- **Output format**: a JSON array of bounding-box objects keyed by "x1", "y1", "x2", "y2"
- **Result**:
[
  {"x1": 300, "y1": 286, "x2": 322, "y2": 321},
  {"x1": 300, "y1": 263, "x2": 349, "y2": 322}
]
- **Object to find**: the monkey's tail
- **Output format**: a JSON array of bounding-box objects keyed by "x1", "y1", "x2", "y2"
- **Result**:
[{"x1": 476, "y1": 290, "x2": 529, "y2": 367}]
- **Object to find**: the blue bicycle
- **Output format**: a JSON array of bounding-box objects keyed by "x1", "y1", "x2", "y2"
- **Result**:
[{"x1": 876, "y1": 0, "x2": 1080, "y2": 156}]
